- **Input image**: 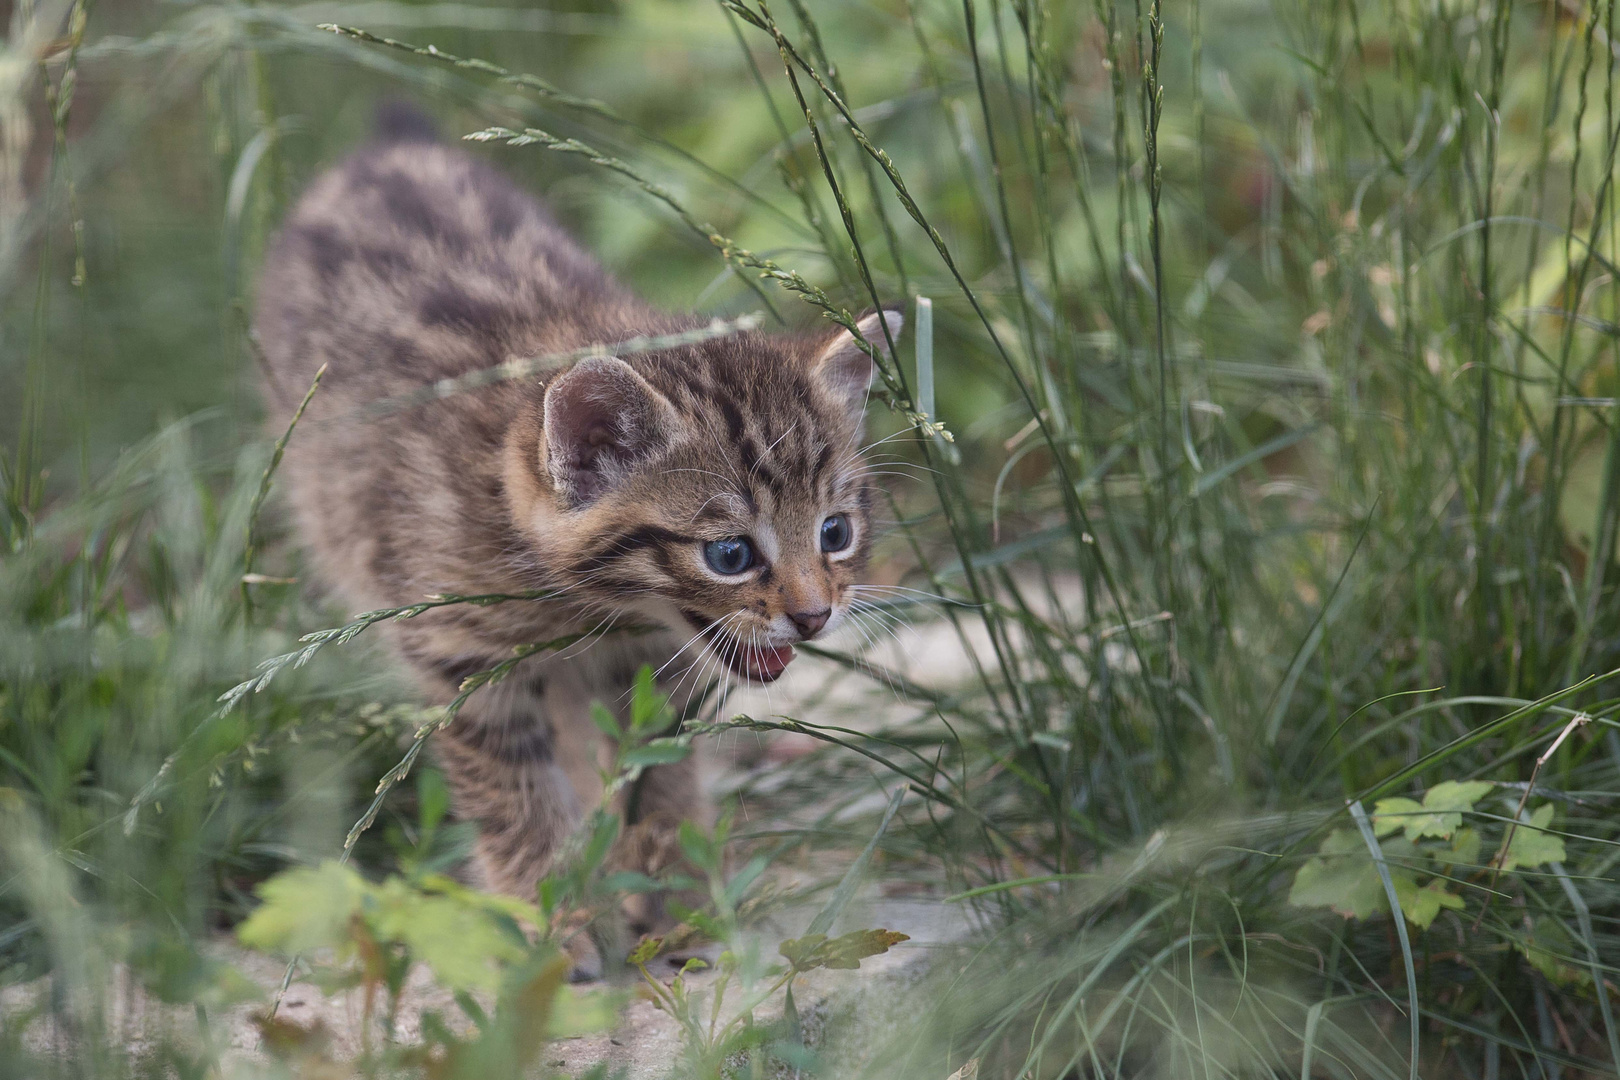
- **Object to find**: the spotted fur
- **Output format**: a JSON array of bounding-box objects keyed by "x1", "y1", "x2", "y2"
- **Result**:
[{"x1": 254, "y1": 110, "x2": 899, "y2": 939}]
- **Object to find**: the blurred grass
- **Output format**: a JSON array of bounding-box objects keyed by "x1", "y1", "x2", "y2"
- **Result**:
[{"x1": 4, "y1": 0, "x2": 1620, "y2": 1075}]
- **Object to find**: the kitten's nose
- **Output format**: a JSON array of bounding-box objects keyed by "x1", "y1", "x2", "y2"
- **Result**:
[{"x1": 789, "y1": 608, "x2": 831, "y2": 639}]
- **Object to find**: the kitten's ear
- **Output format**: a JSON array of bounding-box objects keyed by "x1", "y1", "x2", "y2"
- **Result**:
[
  {"x1": 812, "y1": 308, "x2": 903, "y2": 419},
  {"x1": 543, "y1": 357, "x2": 676, "y2": 506}
]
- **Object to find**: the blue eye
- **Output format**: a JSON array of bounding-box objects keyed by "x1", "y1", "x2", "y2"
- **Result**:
[
  {"x1": 704, "y1": 537, "x2": 755, "y2": 575},
  {"x1": 820, "y1": 514, "x2": 853, "y2": 553}
]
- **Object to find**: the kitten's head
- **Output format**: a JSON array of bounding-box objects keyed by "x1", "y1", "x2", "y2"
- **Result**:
[{"x1": 509, "y1": 310, "x2": 900, "y2": 683}]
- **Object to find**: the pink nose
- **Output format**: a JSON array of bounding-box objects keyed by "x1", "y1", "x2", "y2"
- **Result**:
[{"x1": 790, "y1": 609, "x2": 830, "y2": 639}]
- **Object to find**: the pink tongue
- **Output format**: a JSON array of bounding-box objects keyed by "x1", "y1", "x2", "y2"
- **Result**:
[{"x1": 746, "y1": 644, "x2": 796, "y2": 676}]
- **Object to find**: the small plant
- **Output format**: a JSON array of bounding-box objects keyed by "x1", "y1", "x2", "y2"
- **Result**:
[
  {"x1": 629, "y1": 915, "x2": 908, "y2": 1075},
  {"x1": 1289, "y1": 781, "x2": 1567, "y2": 929},
  {"x1": 623, "y1": 787, "x2": 912, "y2": 1076},
  {"x1": 231, "y1": 667, "x2": 704, "y2": 1074},
  {"x1": 1288, "y1": 779, "x2": 1590, "y2": 990},
  {"x1": 238, "y1": 860, "x2": 616, "y2": 1077}
]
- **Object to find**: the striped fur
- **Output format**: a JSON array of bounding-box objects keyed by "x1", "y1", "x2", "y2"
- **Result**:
[{"x1": 253, "y1": 113, "x2": 897, "y2": 942}]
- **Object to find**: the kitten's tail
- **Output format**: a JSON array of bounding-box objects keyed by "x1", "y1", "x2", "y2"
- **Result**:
[{"x1": 373, "y1": 99, "x2": 440, "y2": 143}]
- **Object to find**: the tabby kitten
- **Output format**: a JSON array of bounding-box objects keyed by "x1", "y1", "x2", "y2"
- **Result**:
[{"x1": 254, "y1": 107, "x2": 898, "y2": 943}]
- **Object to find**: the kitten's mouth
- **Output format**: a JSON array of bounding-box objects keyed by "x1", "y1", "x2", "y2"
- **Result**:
[
  {"x1": 724, "y1": 638, "x2": 795, "y2": 682},
  {"x1": 685, "y1": 612, "x2": 796, "y2": 683}
]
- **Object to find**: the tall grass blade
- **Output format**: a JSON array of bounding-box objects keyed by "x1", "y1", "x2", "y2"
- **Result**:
[{"x1": 1348, "y1": 800, "x2": 1418, "y2": 1080}]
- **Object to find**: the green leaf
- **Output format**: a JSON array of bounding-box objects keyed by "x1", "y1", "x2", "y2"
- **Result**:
[
  {"x1": 1378, "y1": 780, "x2": 1494, "y2": 842},
  {"x1": 821, "y1": 928, "x2": 909, "y2": 969},
  {"x1": 784, "y1": 981, "x2": 802, "y2": 1046},
  {"x1": 1514, "y1": 916, "x2": 1590, "y2": 986},
  {"x1": 779, "y1": 933, "x2": 828, "y2": 970},
  {"x1": 547, "y1": 984, "x2": 619, "y2": 1037},
  {"x1": 627, "y1": 936, "x2": 663, "y2": 966},
  {"x1": 779, "y1": 929, "x2": 910, "y2": 972},
  {"x1": 1371, "y1": 797, "x2": 1422, "y2": 838},
  {"x1": 537, "y1": 876, "x2": 567, "y2": 920},
  {"x1": 455, "y1": 989, "x2": 489, "y2": 1031},
  {"x1": 486, "y1": 954, "x2": 608, "y2": 1063},
  {"x1": 578, "y1": 811, "x2": 620, "y2": 879},
  {"x1": 620, "y1": 738, "x2": 690, "y2": 768},
  {"x1": 1435, "y1": 827, "x2": 1482, "y2": 867},
  {"x1": 1408, "y1": 780, "x2": 1494, "y2": 839},
  {"x1": 237, "y1": 861, "x2": 367, "y2": 956},
  {"x1": 629, "y1": 665, "x2": 673, "y2": 733},
  {"x1": 722, "y1": 853, "x2": 771, "y2": 908},
  {"x1": 590, "y1": 702, "x2": 621, "y2": 740},
  {"x1": 1287, "y1": 829, "x2": 1386, "y2": 920},
  {"x1": 599, "y1": 870, "x2": 668, "y2": 894},
  {"x1": 1393, "y1": 876, "x2": 1465, "y2": 930},
  {"x1": 417, "y1": 767, "x2": 450, "y2": 836},
  {"x1": 678, "y1": 819, "x2": 718, "y2": 873},
  {"x1": 418, "y1": 873, "x2": 542, "y2": 930},
  {"x1": 1422, "y1": 780, "x2": 1495, "y2": 812},
  {"x1": 369, "y1": 878, "x2": 526, "y2": 992},
  {"x1": 1502, "y1": 803, "x2": 1566, "y2": 871}
]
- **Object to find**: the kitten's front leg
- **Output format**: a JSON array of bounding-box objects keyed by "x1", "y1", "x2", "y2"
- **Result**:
[
  {"x1": 433, "y1": 678, "x2": 588, "y2": 898},
  {"x1": 541, "y1": 666, "x2": 715, "y2": 940},
  {"x1": 428, "y1": 667, "x2": 609, "y2": 973},
  {"x1": 614, "y1": 748, "x2": 713, "y2": 937},
  {"x1": 426, "y1": 656, "x2": 713, "y2": 963}
]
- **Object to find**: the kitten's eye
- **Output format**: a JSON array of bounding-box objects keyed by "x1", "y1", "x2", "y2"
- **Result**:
[
  {"x1": 820, "y1": 514, "x2": 853, "y2": 553},
  {"x1": 703, "y1": 537, "x2": 756, "y2": 576}
]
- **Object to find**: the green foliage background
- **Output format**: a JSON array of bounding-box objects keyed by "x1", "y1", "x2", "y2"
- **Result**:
[{"x1": 3, "y1": 0, "x2": 1620, "y2": 1075}]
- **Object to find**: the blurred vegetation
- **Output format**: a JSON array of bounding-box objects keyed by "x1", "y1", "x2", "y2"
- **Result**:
[{"x1": 4, "y1": 0, "x2": 1620, "y2": 1075}]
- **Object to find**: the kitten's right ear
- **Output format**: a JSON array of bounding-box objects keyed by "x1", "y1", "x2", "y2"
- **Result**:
[
  {"x1": 812, "y1": 308, "x2": 903, "y2": 421},
  {"x1": 542, "y1": 357, "x2": 676, "y2": 506}
]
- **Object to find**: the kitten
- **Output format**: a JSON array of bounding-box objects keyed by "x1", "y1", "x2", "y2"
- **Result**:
[{"x1": 253, "y1": 105, "x2": 899, "y2": 955}]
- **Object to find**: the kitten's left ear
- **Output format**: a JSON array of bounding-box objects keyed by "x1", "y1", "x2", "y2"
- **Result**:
[
  {"x1": 543, "y1": 357, "x2": 678, "y2": 506},
  {"x1": 812, "y1": 308, "x2": 903, "y2": 419}
]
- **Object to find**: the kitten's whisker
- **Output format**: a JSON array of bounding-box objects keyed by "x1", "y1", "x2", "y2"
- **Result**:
[
  {"x1": 845, "y1": 470, "x2": 934, "y2": 484},
  {"x1": 650, "y1": 615, "x2": 728, "y2": 683},
  {"x1": 690, "y1": 490, "x2": 750, "y2": 522},
  {"x1": 848, "y1": 582, "x2": 967, "y2": 607},
  {"x1": 752, "y1": 422, "x2": 798, "y2": 480},
  {"x1": 718, "y1": 625, "x2": 746, "y2": 720},
  {"x1": 665, "y1": 467, "x2": 744, "y2": 485},
  {"x1": 846, "y1": 460, "x2": 933, "y2": 475},
  {"x1": 550, "y1": 611, "x2": 628, "y2": 663},
  {"x1": 852, "y1": 427, "x2": 922, "y2": 458},
  {"x1": 697, "y1": 410, "x2": 748, "y2": 490},
  {"x1": 848, "y1": 599, "x2": 918, "y2": 637},
  {"x1": 674, "y1": 608, "x2": 747, "y2": 709},
  {"x1": 838, "y1": 455, "x2": 932, "y2": 476},
  {"x1": 851, "y1": 595, "x2": 919, "y2": 637},
  {"x1": 847, "y1": 606, "x2": 906, "y2": 657},
  {"x1": 840, "y1": 610, "x2": 909, "y2": 703},
  {"x1": 666, "y1": 610, "x2": 739, "y2": 702}
]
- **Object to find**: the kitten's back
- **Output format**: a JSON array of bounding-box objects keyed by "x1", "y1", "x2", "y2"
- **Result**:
[
  {"x1": 253, "y1": 112, "x2": 651, "y2": 616},
  {"x1": 257, "y1": 116, "x2": 644, "y2": 418}
]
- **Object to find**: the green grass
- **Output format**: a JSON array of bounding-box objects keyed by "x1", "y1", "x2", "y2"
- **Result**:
[{"x1": 4, "y1": 0, "x2": 1620, "y2": 1075}]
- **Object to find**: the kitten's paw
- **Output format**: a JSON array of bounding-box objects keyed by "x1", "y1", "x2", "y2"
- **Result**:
[{"x1": 559, "y1": 916, "x2": 607, "y2": 983}]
